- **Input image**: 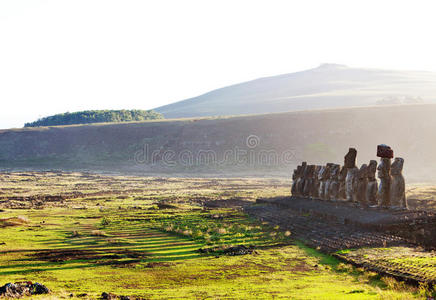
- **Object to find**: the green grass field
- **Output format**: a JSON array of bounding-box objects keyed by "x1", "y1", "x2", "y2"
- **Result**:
[{"x1": 0, "y1": 173, "x2": 434, "y2": 299}]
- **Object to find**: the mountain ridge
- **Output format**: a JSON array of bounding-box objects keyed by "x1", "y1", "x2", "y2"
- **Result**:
[{"x1": 154, "y1": 64, "x2": 434, "y2": 118}]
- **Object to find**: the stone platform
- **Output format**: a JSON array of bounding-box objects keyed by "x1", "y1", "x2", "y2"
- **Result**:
[{"x1": 256, "y1": 196, "x2": 436, "y2": 249}]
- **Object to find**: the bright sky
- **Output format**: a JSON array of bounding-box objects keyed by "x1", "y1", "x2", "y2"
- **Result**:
[{"x1": 1, "y1": 0, "x2": 436, "y2": 129}]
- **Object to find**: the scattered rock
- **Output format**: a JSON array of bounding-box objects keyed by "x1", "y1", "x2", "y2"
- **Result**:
[
  {"x1": 102, "y1": 292, "x2": 118, "y2": 299},
  {"x1": 101, "y1": 292, "x2": 143, "y2": 300},
  {"x1": 0, "y1": 282, "x2": 49, "y2": 298},
  {"x1": 223, "y1": 245, "x2": 255, "y2": 256},
  {"x1": 77, "y1": 293, "x2": 88, "y2": 297},
  {"x1": 198, "y1": 245, "x2": 255, "y2": 256}
]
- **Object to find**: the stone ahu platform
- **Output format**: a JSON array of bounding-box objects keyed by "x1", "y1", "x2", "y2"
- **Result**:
[{"x1": 256, "y1": 196, "x2": 436, "y2": 249}]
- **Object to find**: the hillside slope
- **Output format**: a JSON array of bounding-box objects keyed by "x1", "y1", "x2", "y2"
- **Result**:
[
  {"x1": 155, "y1": 64, "x2": 435, "y2": 118},
  {"x1": 1, "y1": 104, "x2": 436, "y2": 181}
]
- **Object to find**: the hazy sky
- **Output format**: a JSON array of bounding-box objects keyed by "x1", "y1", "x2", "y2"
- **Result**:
[{"x1": 1, "y1": 0, "x2": 436, "y2": 129}]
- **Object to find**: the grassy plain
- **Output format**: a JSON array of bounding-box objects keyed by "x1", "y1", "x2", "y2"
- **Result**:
[{"x1": 0, "y1": 172, "x2": 434, "y2": 299}]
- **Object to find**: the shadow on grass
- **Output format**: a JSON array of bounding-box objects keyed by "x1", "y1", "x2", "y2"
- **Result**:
[{"x1": 294, "y1": 241, "x2": 390, "y2": 290}]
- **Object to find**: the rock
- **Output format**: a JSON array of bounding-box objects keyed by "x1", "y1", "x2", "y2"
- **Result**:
[
  {"x1": 198, "y1": 245, "x2": 255, "y2": 256},
  {"x1": 77, "y1": 293, "x2": 88, "y2": 297},
  {"x1": 31, "y1": 282, "x2": 50, "y2": 294},
  {"x1": 102, "y1": 292, "x2": 118, "y2": 299},
  {"x1": 101, "y1": 291, "x2": 144, "y2": 299},
  {"x1": 223, "y1": 245, "x2": 255, "y2": 256},
  {"x1": 0, "y1": 281, "x2": 49, "y2": 298}
]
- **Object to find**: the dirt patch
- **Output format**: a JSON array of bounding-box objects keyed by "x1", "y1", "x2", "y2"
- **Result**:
[
  {"x1": 30, "y1": 249, "x2": 148, "y2": 262},
  {"x1": 156, "y1": 202, "x2": 178, "y2": 209},
  {"x1": 0, "y1": 216, "x2": 29, "y2": 227},
  {"x1": 145, "y1": 262, "x2": 175, "y2": 268}
]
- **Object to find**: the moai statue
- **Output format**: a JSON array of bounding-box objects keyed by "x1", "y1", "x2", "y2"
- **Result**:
[
  {"x1": 323, "y1": 163, "x2": 333, "y2": 200},
  {"x1": 390, "y1": 157, "x2": 408, "y2": 209},
  {"x1": 344, "y1": 148, "x2": 358, "y2": 202},
  {"x1": 328, "y1": 164, "x2": 340, "y2": 201},
  {"x1": 303, "y1": 165, "x2": 315, "y2": 197},
  {"x1": 377, "y1": 158, "x2": 391, "y2": 208},
  {"x1": 312, "y1": 165, "x2": 322, "y2": 198},
  {"x1": 291, "y1": 166, "x2": 300, "y2": 196},
  {"x1": 338, "y1": 166, "x2": 348, "y2": 201},
  {"x1": 377, "y1": 145, "x2": 393, "y2": 208},
  {"x1": 356, "y1": 164, "x2": 368, "y2": 207},
  {"x1": 318, "y1": 166, "x2": 326, "y2": 200},
  {"x1": 366, "y1": 160, "x2": 378, "y2": 207},
  {"x1": 297, "y1": 162, "x2": 307, "y2": 197}
]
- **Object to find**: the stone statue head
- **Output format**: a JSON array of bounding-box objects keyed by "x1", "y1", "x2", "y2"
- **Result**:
[
  {"x1": 323, "y1": 164, "x2": 332, "y2": 180},
  {"x1": 391, "y1": 157, "x2": 404, "y2": 175},
  {"x1": 344, "y1": 148, "x2": 357, "y2": 168},
  {"x1": 377, "y1": 158, "x2": 391, "y2": 179},
  {"x1": 306, "y1": 165, "x2": 315, "y2": 178},
  {"x1": 300, "y1": 162, "x2": 307, "y2": 177},
  {"x1": 292, "y1": 168, "x2": 298, "y2": 180},
  {"x1": 328, "y1": 164, "x2": 339, "y2": 179},
  {"x1": 367, "y1": 160, "x2": 377, "y2": 180},
  {"x1": 358, "y1": 164, "x2": 368, "y2": 179}
]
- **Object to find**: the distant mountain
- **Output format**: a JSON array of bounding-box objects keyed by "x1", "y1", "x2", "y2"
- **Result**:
[{"x1": 155, "y1": 64, "x2": 435, "y2": 118}]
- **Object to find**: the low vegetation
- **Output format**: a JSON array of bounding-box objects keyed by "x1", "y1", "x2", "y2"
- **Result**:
[{"x1": 24, "y1": 109, "x2": 163, "y2": 127}]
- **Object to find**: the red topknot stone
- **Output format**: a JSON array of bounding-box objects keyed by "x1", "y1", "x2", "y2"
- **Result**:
[{"x1": 377, "y1": 144, "x2": 394, "y2": 159}]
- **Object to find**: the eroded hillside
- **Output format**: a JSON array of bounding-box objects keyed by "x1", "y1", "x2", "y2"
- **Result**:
[{"x1": 1, "y1": 104, "x2": 435, "y2": 181}]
